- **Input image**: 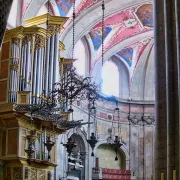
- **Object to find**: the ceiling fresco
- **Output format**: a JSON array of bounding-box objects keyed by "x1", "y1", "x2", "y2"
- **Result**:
[
  {"x1": 89, "y1": 26, "x2": 112, "y2": 51},
  {"x1": 116, "y1": 47, "x2": 134, "y2": 67},
  {"x1": 136, "y1": 4, "x2": 153, "y2": 27},
  {"x1": 88, "y1": 4, "x2": 153, "y2": 69},
  {"x1": 56, "y1": 0, "x2": 73, "y2": 16},
  {"x1": 115, "y1": 37, "x2": 152, "y2": 72},
  {"x1": 22, "y1": 1, "x2": 153, "y2": 77}
]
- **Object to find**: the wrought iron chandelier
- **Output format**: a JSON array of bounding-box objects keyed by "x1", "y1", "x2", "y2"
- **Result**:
[
  {"x1": 87, "y1": 100, "x2": 99, "y2": 156},
  {"x1": 86, "y1": 0, "x2": 105, "y2": 157},
  {"x1": 44, "y1": 136, "x2": 55, "y2": 160},
  {"x1": 87, "y1": 132, "x2": 98, "y2": 156},
  {"x1": 63, "y1": 137, "x2": 76, "y2": 157},
  {"x1": 25, "y1": 130, "x2": 37, "y2": 159}
]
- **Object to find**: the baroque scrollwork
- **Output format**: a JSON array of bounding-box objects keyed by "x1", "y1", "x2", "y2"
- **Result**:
[
  {"x1": 12, "y1": 38, "x2": 20, "y2": 47},
  {"x1": 47, "y1": 24, "x2": 61, "y2": 36},
  {"x1": 128, "y1": 114, "x2": 155, "y2": 125},
  {"x1": 10, "y1": 64, "x2": 19, "y2": 71},
  {"x1": 30, "y1": 168, "x2": 37, "y2": 180},
  {"x1": 39, "y1": 170, "x2": 45, "y2": 180},
  {"x1": 22, "y1": 35, "x2": 33, "y2": 46},
  {"x1": 35, "y1": 34, "x2": 45, "y2": 51},
  {"x1": 13, "y1": 167, "x2": 22, "y2": 180}
]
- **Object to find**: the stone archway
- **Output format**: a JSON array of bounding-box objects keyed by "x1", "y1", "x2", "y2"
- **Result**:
[
  {"x1": 67, "y1": 129, "x2": 89, "y2": 180},
  {"x1": 96, "y1": 144, "x2": 126, "y2": 169},
  {"x1": 94, "y1": 141, "x2": 130, "y2": 170}
]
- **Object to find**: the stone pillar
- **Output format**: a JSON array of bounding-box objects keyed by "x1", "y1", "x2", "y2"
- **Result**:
[
  {"x1": 154, "y1": 0, "x2": 167, "y2": 179},
  {"x1": 154, "y1": 0, "x2": 180, "y2": 179}
]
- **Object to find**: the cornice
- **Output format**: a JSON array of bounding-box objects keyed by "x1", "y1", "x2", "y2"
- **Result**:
[
  {"x1": 25, "y1": 13, "x2": 68, "y2": 27},
  {"x1": 4, "y1": 26, "x2": 48, "y2": 42}
]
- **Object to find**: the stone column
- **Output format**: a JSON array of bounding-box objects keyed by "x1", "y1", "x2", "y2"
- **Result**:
[
  {"x1": 154, "y1": 0, "x2": 180, "y2": 179},
  {"x1": 154, "y1": 0, "x2": 167, "y2": 179},
  {"x1": 175, "y1": 0, "x2": 180, "y2": 177},
  {"x1": 0, "y1": 0, "x2": 13, "y2": 47}
]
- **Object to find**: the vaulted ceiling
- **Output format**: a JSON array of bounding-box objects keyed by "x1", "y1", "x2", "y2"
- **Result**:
[{"x1": 22, "y1": 0, "x2": 154, "y2": 101}]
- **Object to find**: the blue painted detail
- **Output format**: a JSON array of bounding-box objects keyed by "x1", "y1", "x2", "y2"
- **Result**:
[
  {"x1": 116, "y1": 47, "x2": 134, "y2": 67},
  {"x1": 89, "y1": 26, "x2": 112, "y2": 51},
  {"x1": 98, "y1": 93, "x2": 118, "y2": 103},
  {"x1": 56, "y1": 0, "x2": 73, "y2": 17},
  {"x1": 136, "y1": 4, "x2": 153, "y2": 27},
  {"x1": 143, "y1": 10, "x2": 153, "y2": 27}
]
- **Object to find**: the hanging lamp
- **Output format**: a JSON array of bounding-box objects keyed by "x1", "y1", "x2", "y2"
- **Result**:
[
  {"x1": 107, "y1": 102, "x2": 123, "y2": 161},
  {"x1": 87, "y1": 101, "x2": 98, "y2": 156},
  {"x1": 86, "y1": 0, "x2": 105, "y2": 156}
]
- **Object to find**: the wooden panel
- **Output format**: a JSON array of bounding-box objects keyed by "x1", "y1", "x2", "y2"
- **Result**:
[
  {"x1": 30, "y1": 168, "x2": 37, "y2": 180},
  {"x1": 21, "y1": 129, "x2": 26, "y2": 136},
  {"x1": 0, "y1": 61, "x2": 9, "y2": 79},
  {"x1": 38, "y1": 170, "x2": 45, "y2": 180},
  {"x1": 1, "y1": 42, "x2": 10, "y2": 60},
  {"x1": 13, "y1": 167, "x2": 22, "y2": 180},
  {"x1": 7, "y1": 167, "x2": 12, "y2": 180},
  {"x1": 7, "y1": 129, "x2": 18, "y2": 155},
  {"x1": 0, "y1": 131, "x2": 2, "y2": 156},
  {"x1": 2, "y1": 131, "x2": 6, "y2": 156},
  {"x1": 0, "y1": 80, "x2": 7, "y2": 102},
  {"x1": 4, "y1": 119, "x2": 18, "y2": 128},
  {"x1": 51, "y1": 146, "x2": 56, "y2": 163},
  {"x1": 20, "y1": 95, "x2": 26, "y2": 103},
  {"x1": 21, "y1": 136, "x2": 26, "y2": 156}
]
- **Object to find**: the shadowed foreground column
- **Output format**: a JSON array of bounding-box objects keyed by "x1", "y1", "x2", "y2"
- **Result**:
[
  {"x1": 154, "y1": 0, "x2": 180, "y2": 179},
  {"x1": 0, "y1": 0, "x2": 13, "y2": 47}
]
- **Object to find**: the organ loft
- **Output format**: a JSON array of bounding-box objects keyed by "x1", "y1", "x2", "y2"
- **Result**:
[{"x1": 0, "y1": 14, "x2": 70, "y2": 179}]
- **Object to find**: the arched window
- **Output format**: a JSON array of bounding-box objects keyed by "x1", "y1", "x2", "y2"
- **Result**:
[
  {"x1": 101, "y1": 61, "x2": 119, "y2": 96},
  {"x1": 73, "y1": 39, "x2": 86, "y2": 77}
]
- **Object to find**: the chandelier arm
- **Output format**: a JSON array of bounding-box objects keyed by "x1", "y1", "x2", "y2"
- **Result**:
[
  {"x1": 72, "y1": 0, "x2": 76, "y2": 59},
  {"x1": 102, "y1": 0, "x2": 105, "y2": 66}
]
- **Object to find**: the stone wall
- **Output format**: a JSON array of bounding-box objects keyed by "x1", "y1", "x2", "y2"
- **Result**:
[{"x1": 55, "y1": 101, "x2": 155, "y2": 180}]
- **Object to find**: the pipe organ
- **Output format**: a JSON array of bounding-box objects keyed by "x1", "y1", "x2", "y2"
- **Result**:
[
  {"x1": 0, "y1": 14, "x2": 66, "y2": 105},
  {"x1": 0, "y1": 14, "x2": 67, "y2": 180}
]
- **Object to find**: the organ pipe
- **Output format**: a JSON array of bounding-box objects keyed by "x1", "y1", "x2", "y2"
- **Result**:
[
  {"x1": 48, "y1": 35, "x2": 55, "y2": 92},
  {"x1": 5, "y1": 25, "x2": 63, "y2": 105},
  {"x1": 8, "y1": 38, "x2": 20, "y2": 102}
]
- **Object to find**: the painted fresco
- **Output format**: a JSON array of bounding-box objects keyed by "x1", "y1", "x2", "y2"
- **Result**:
[
  {"x1": 136, "y1": 4, "x2": 153, "y2": 27},
  {"x1": 76, "y1": 0, "x2": 101, "y2": 15},
  {"x1": 117, "y1": 47, "x2": 134, "y2": 67},
  {"x1": 56, "y1": 0, "x2": 73, "y2": 16},
  {"x1": 89, "y1": 26, "x2": 112, "y2": 51}
]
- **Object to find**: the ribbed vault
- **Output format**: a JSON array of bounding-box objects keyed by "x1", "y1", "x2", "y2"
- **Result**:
[{"x1": 21, "y1": 0, "x2": 154, "y2": 102}]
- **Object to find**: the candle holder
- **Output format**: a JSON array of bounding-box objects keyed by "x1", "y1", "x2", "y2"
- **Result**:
[
  {"x1": 25, "y1": 130, "x2": 37, "y2": 159},
  {"x1": 63, "y1": 137, "x2": 76, "y2": 157},
  {"x1": 109, "y1": 135, "x2": 123, "y2": 161},
  {"x1": 44, "y1": 136, "x2": 55, "y2": 161},
  {"x1": 87, "y1": 133, "x2": 98, "y2": 156}
]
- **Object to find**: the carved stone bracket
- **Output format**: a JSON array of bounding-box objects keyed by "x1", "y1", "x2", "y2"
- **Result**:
[
  {"x1": 128, "y1": 114, "x2": 155, "y2": 125},
  {"x1": 47, "y1": 24, "x2": 61, "y2": 36},
  {"x1": 22, "y1": 35, "x2": 33, "y2": 46},
  {"x1": 12, "y1": 37, "x2": 20, "y2": 47},
  {"x1": 10, "y1": 64, "x2": 19, "y2": 71},
  {"x1": 35, "y1": 34, "x2": 45, "y2": 51}
]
